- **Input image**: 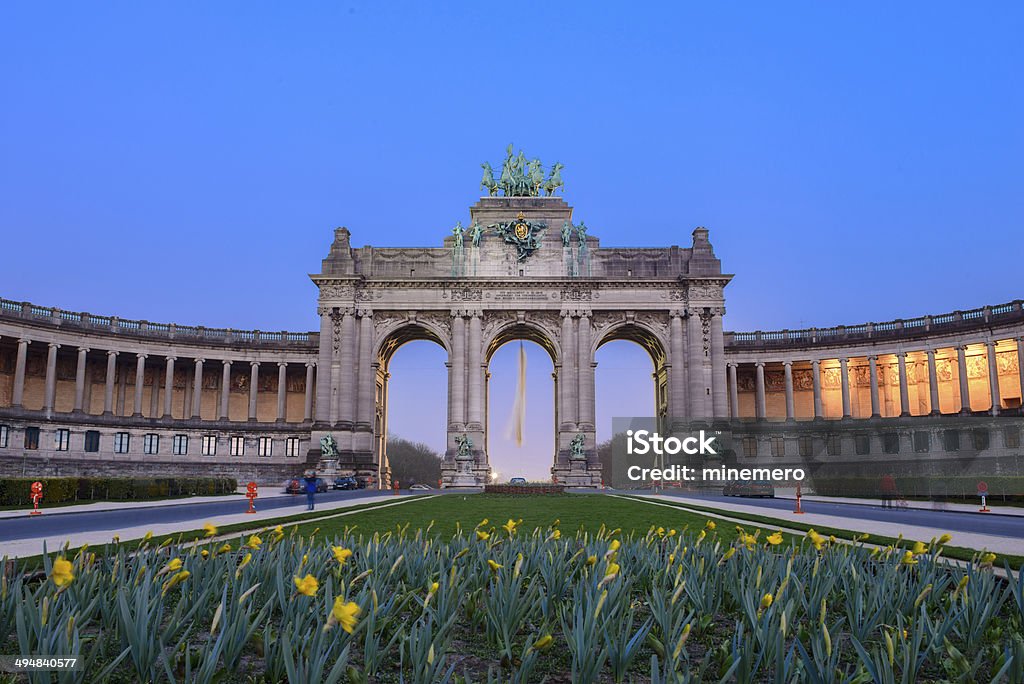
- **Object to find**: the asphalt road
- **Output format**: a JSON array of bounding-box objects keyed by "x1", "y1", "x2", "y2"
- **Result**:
[
  {"x1": 658, "y1": 491, "x2": 1024, "y2": 541},
  {"x1": 0, "y1": 488, "x2": 426, "y2": 542}
]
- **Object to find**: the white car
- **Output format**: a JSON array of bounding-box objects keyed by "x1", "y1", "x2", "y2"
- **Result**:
[{"x1": 409, "y1": 484, "x2": 432, "y2": 491}]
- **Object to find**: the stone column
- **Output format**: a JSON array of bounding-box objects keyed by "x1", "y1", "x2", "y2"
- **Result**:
[
  {"x1": 897, "y1": 353, "x2": 910, "y2": 416},
  {"x1": 926, "y1": 349, "x2": 940, "y2": 415},
  {"x1": 669, "y1": 313, "x2": 687, "y2": 420},
  {"x1": 710, "y1": 311, "x2": 728, "y2": 418},
  {"x1": 811, "y1": 359, "x2": 823, "y2": 419},
  {"x1": 338, "y1": 311, "x2": 356, "y2": 425},
  {"x1": 686, "y1": 312, "x2": 705, "y2": 418},
  {"x1": 467, "y1": 313, "x2": 483, "y2": 428},
  {"x1": 277, "y1": 362, "x2": 288, "y2": 422},
  {"x1": 956, "y1": 345, "x2": 971, "y2": 414},
  {"x1": 1018, "y1": 338, "x2": 1024, "y2": 413},
  {"x1": 248, "y1": 361, "x2": 260, "y2": 421},
  {"x1": 783, "y1": 361, "x2": 795, "y2": 420},
  {"x1": 986, "y1": 341, "x2": 1000, "y2": 415},
  {"x1": 74, "y1": 347, "x2": 89, "y2": 412},
  {"x1": 220, "y1": 360, "x2": 232, "y2": 419},
  {"x1": 839, "y1": 357, "x2": 851, "y2": 419},
  {"x1": 316, "y1": 308, "x2": 333, "y2": 423},
  {"x1": 103, "y1": 350, "x2": 118, "y2": 415},
  {"x1": 754, "y1": 362, "x2": 766, "y2": 419},
  {"x1": 133, "y1": 353, "x2": 147, "y2": 416},
  {"x1": 560, "y1": 313, "x2": 577, "y2": 428},
  {"x1": 163, "y1": 356, "x2": 176, "y2": 417},
  {"x1": 304, "y1": 362, "x2": 315, "y2": 421},
  {"x1": 450, "y1": 313, "x2": 466, "y2": 429},
  {"x1": 43, "y1": 342, "x2": 60, "y2": 415},
  {"x1": 356, "y1": 312, "x2": 375, "y2": 429},
  {"x1": 12, "y1": 339, "x2": 29, "y2": 408},
  {"x1": 727, "y1": 362, "x2": 739, "y2": 418},
  {"x1": 577, "y1": 312, "x2": 594, "y2": 428},
  {"x1": 191, "y1": 358, "x2": 205, "y2": 419},
  {"x1": 868, "y1": 355, "x2": 880, "y2": 418}
]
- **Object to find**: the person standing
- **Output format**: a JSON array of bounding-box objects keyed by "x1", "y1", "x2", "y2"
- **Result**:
[
  {"x1": 304, "y1": 471, "x2": 318, "y2": 511},
  {"x1": 880, "y1": 473, "x2": 897, "y2": 510}
]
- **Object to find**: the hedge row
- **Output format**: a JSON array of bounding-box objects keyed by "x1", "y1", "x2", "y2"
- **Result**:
[{"x1": 0, "y1": 477, "x2": 238, "y2": 507}]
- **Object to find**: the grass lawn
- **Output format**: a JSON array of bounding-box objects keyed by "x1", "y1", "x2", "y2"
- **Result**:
[{"x1": 283, "y1": 492, "x2": 796, "y2": 543}]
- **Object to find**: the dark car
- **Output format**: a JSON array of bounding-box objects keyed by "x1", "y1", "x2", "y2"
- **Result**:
[
  {"x1": 333, "y1": 476, "x2": 359, "y2": 491},
  {"x1": 723, "y1": 479, "x2": 775, "y2": 498},
  {"x1": 355, "y1": 475, "x2": 375, "y2": 490},
  {"x1": 509, "y1": 477, "x2": 527, "y2": 485}
]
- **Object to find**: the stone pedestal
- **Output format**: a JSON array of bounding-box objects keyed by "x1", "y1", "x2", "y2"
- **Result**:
[{"x1": 552, "y1": 457, "x2": 603, "y2": 487}]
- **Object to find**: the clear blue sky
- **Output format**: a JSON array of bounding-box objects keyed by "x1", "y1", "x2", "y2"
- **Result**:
[{"x1": 2, "y1": 3, "x2": 1021, "y2": 478}]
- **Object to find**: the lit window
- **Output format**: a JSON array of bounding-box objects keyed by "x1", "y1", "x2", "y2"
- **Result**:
[
  {"x1": 55, "y1": 428, "x2": 71, "y2": 451},
  {"x1": 257, "y1": 436, "x2": 272, "y2": 457},
  {"x1": 172, "y1": 434, "x2": 188, "y2": 455},
  {"x1": 0, "y1": 425, "x2": 8, "y2": 448},
  {"x1": 25, "y1": 427, "x2": 40, "y2": 450},
  {"x1": 230, "y1": 436, "x2": 245, "y2": 457},
  {"x1": 113, "y1": 432, "x2": 131, "y2": 454},
  {"x1": 143, "y1": 433, "x2": 160, "y2": 455},
  {"x1": 286, "y1": 437, "x2": 300, "y2": 457},
  {"x1": 202, "y1": 435, "x2": 217, "y2": 456},
  {"x1": 84, "y1": 430, "x2": 100, "y2": 452}
]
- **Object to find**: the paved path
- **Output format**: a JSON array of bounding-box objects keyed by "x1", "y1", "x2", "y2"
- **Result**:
[
  {"x1": 777, "y1": 493, "x2": 1024, "y2": 517},
  {"x1": 0, "y1": 489, "x2": 428, "y2": 559},
  {"x1": 647, "y1": 492, "x2": 1024, "y2": 556}
]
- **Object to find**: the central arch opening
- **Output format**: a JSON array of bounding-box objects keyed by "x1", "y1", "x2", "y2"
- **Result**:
[{"x1": 486, "y1": 329, "x2": 557, "y2": 483}]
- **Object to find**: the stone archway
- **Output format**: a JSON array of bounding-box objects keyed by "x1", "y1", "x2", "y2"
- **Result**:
[{"x1": 309, "y1": 194, "x2": 731, "y2": 488}]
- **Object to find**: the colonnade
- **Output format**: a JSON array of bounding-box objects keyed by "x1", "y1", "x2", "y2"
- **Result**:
[
  {"x1": 5, "y1": 336, "x2": 316, "y2": 423},
  {"x1": 726, "y1": 336, "x2": 1024, "y2": 420}
]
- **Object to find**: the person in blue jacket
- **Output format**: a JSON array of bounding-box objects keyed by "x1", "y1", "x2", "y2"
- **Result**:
[{"x1": 304, "y1": 471, "x2": 318, "y2": 511}]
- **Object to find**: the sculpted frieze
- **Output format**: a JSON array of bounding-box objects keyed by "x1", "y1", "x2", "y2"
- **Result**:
[
  {"x1": 688, "y1": 281, "x2": 725, "y2": 301},
  {"x1": 316, "y1": 281, "x2": 355, "y2": 301}
]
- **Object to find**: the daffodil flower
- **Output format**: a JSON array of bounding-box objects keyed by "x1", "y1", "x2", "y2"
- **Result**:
[
  {"x1": 202, "y1": 522, "x2": 218, "y2": 538},
  {"x1": 294, "y1": 574, "x2": 319, "y2": 597},
  {"x1": 50, "y1": 557, "x2": 74, "y2": 588},
  {"x1": 330, "y1": 598, "x2": 361, "y2": 633},
  {"x1": 331, "y1": 546, "x2": 353, "y2": 565},
  {"x1": 766, "y1": 532, "x2": 783, "y2": 546}
]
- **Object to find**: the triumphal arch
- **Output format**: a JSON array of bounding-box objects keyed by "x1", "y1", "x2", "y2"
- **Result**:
[{"x1": 310, "y1": 147, "x2": 732, "y2": 487}]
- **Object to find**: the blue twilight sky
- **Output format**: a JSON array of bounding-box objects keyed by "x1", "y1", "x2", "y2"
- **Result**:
[{"x1": 2, "y1": 4, "x2": 1022, "y2": 478}]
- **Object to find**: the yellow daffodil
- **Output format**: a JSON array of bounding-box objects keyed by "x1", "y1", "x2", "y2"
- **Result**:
[
  {"x1": 900, "y1": 550, "x2": 918, "y2": 566},
  {"x1": 272, "y1": 525, "x2": 284, "y2": 540},
  {"x1": 551, "y1": 518, "x2": 560, "y2": 528},
  {"x1": 331, "y1": 546, "x2": 353, "y2": 565},
  {"x1": 667, "y1": 529, "x2": 677, "y2": 537},
  {"x1": 911, "y1": 541, "x2": 927, "y2": 555},
  {"x1": 532, "y1": 634, "x2": 553, "y2": 650},
  {"x1": 760, "y1": 593, "x2": 774, "y2": 610},
  {"x1": 161, "y1": 570, "x2": 190, "y2": 595},
  {"x1": 216, "y1": 543, "x2": 232, "y2": 556},
  {"x1": 236, "y1": 553, "x2": 253, "y2": 578},
  {"x1": 720, "y1": 547, "x2": 736, "y2": 563},
  {"x1": 475, "y1": 530, "x2": 490, "y2": 542},
  {"x1": 294, "y1": 574, "x2": 319, "y2": 597},
  {"x1": 705, "y1": 520, "x2": 716, "y2": 530},
  {"x1": 979, "y1": 552, "x2": 997, "y2": 566},
  {"x1": 201, "y1": 549, "x2": 209, "y2": 559},
  {"x1": 112, "y1": 535, "x2": 120, "y2": 543},
  {"x1": 487, "y1": 559, "x2": 503, "y2": 573},
  {"x1": 331, "y1": 598, "x2": 361, "y2": 633},
  {"x1": 301, "y1": 554, "x2": 308, "y2": 567},
  {"x1": 428, "y1": 581, "x2": 439, "y2": 595},
  {"x1": 203, "y1": 522, "x2": 218, "y2": 538},
  {"x1": 550, "y1": 529, "x2": 561, "y2": 540},
  {"x1": 502, "y1": 519, "x2": 519, "y2": 535},
  {"x1": 937, "y1": 533, "x2": 952, "y2": 545},
  {"x1": 142, "y1": 531, "x2": 154, "y2": 543},
  {"x1": 740, "y1": 533, "x2": 757, "y2": 550},
  {"x1": 246, "y1": 534, "x2": 263, "y2": 549},
  {"x1": 604, "y1": 561, "x2": 620, "y2": 579},
  {"x1": 696, "y1": 530, "x2": 706, "y2": 543},
  {"x1": 807, "y1": 529, "x2": 825, "y2": 551},
  {"x1": 585, "y1": 554, "x2": 597, "y2": 566},
  {"x1": 50, "y1": 557, "x2": 74, "y2": 588},
  {"x1": 766, "y1": 531, "x2": 783, "y2": 546},
  {"x1": 476, "y1": 518, "x2": 489, "y2": 528}
]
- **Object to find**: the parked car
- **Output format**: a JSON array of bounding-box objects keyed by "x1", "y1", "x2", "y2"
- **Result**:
[
  {"x1": 355, "y1": 475, "x2": 375, "y2": 489},
  {"x1": 333, "y1": 476, "x2": 359, "y2": 491},
  {"x1": 723, "y1": 479, "x2": 775, "y2": 498},
  {"x1": 285, "y1": 477, "x2": 329, "y2": 494},
  {"x1": 409, "y1": 483, "x2": 432, "y2": 491},
  {"x1": 509, "y1": 477, "x2": 527, "y2": 485}
]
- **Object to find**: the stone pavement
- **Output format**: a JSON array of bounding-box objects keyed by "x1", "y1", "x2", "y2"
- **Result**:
[
  {"x1": 631, "y1": 493, "x2": 1024, "y2": 557},
  {"x1": 0, "y1": 492, "x2": 424, "y2": 559},
  {"x1": 777, "y1": 493, "x2": 1024, "y2": 517},
  {"x1": 0, "y1": 491, "x2": 288, "y2": 520}
]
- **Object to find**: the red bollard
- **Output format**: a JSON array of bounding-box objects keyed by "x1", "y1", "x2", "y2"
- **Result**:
[
  {"x1": 393, "y1": 479, "x2": 400, "y2": 496},
  {"x1": 245, "y1": 481, "x2": 258, "y2": 514},
  {"x1": 29, "y1": 481, "x2": 43, "y2": 516},
  {"x1": 793, "y1": 482, "x2": 805, "y2": 514}
]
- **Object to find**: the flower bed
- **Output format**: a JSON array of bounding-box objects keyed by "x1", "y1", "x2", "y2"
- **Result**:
[{"x1": 5, "y1": 519, "x2": 1023, "y2": 681}]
